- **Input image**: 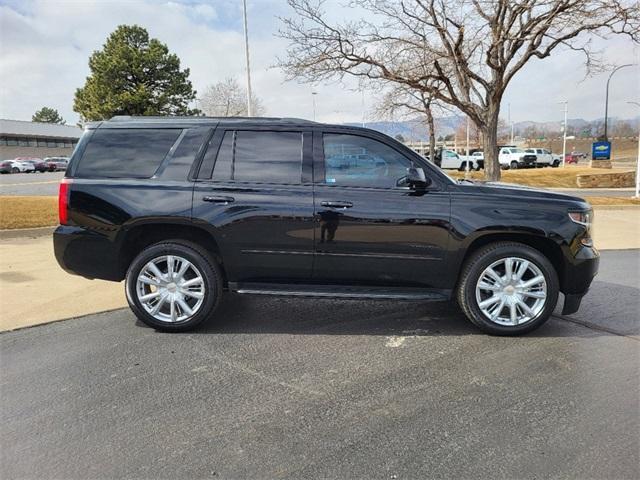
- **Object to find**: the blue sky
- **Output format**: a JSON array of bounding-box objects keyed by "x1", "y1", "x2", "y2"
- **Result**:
[{"x1": 1, "y1": 0, "x2": 638, "y2": 127}]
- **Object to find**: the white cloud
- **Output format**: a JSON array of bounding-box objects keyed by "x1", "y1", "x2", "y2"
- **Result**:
[{"x1": 0, "y1": 0, "x2": 638, "y2": 126}]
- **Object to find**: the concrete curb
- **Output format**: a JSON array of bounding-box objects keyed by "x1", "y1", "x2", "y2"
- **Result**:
[
  {"x1": 592, "y1": 205, "x2": 640, "y2": 210},
  {"x1": 0, "y1": 226, "x2": 56, "y2": 240}
]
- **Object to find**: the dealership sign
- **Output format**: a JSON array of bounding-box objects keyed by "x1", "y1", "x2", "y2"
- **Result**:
[{"x1": 592, "y1": 141, "x2": 612, "y2": 160}]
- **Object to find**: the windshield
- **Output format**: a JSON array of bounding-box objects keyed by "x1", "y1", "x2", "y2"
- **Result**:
[{"x1": 511, "y1": 148, "x2": 525, "y2": 153}]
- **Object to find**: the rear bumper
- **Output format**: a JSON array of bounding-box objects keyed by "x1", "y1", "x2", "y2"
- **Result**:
[
  {"x1": 560, "y1": 245, "x2": 599, "y2": 314},
  {"x1": 53, "y1": 225, "x2": 123, "y2": 281}
]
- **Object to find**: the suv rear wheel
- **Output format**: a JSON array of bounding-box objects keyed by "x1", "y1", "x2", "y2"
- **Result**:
[
  {"x1": 125, "y1": 240, "x2": 222, "y2": 332},
  {"x1": 457, "y1": 242, "x2": 559, "y2": 335}
]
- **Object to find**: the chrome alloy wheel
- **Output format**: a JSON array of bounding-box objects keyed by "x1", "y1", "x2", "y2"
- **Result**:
[
  {"x1": 135, "y1": 255, "x2": 205, "y2": 323},
  {"x1": 475, "y1": 257, "x2": 547, "y2": 326}
]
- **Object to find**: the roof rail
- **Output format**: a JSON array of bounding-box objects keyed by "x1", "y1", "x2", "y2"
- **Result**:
[{"x1": 107, "y1": 115, "x2": 317, "y2": 123}]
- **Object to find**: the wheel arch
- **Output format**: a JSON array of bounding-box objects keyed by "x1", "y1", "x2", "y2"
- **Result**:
[
  {"x1": 117, "y1": 221, "x2": 227, "y2": 285},
  {"x1": 455, "y1": 232, "x2": 566, "y2": 291}
]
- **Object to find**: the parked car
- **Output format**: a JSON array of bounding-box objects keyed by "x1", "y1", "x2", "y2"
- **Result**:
[
  {"x1": 565, "y1": 153, "x2": 580, "y2": 164},
  {"x1": 0, "y1": 160, "x2": 19, "y2": 174},
  {"x1": 0, "y1": 159, "x2": 33, "y2": 173},
  {"x1": 15, "y1": 158, "x2": 47, "y2": 173},
  {"x1": 524, "y1": 148, "x2": 560, "y2": 168},
  {"x1": 498, "y1": 146, "x2": 537, "y2": 169},
  {"x1": 33, "y1": 159, "x2": 50, "y2": 172},
  {"x1": 54, "y1": 116, "x2": 598, "y2": 336},
  {"x1": 44, "y1": 157, "x2": 70, "y2": 171}
]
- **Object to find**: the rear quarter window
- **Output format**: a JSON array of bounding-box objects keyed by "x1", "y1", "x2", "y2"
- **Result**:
[{"x1": 75, "y1": 128, "x2": 181, "y2": 178}]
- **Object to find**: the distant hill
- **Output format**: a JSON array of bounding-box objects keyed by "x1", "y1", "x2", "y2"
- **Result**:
[{"x1": 346, "y1": 115, "x2": 639, "y2": 141}]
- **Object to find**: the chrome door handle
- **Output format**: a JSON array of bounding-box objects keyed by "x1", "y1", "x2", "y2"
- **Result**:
[
  {"x1": 321, "y1": 200, "x2": 353, "y2": 209},
  {"x1": 203, "y1": 195, "x2": 235, "y2": 204}
]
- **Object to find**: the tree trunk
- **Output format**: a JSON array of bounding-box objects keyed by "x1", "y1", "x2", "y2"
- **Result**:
[
  {"x1": 426, "y1": 108, "x2": 436, "y2": 162},
  {"x1": 483, "y1": 106, "x2": 501, "y2": 181}
]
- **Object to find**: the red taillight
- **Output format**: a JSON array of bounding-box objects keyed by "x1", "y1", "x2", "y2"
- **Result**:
[{"x1": 58, "y1": 178, "x2": 72, "y2": 225}]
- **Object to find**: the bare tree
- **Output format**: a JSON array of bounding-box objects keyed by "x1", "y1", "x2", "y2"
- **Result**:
[
  {"x1": 200, "y1": 77, "x2": 266, "y2": 117},
  {"x1": 376, "y1": 85, "x2": 450, "y2": 162},
  {"x1": 278, "y1": 0, "x2": 639, "y2": 180}
]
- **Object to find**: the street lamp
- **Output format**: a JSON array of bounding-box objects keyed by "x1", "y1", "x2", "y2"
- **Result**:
[
  {"x1": 627, "y1": 101, "x2": 640, "y2": 199},
  {"x1": 311, "y1": 92, "x2": 318, "y2": 121},
  {"x1": 242, "y1": 0, "x2": 253, "y2": 117},
  {"x1": 604, "y1": 64, "x2": 634, "y2": 140},
  {"x1": 559, "y1": 101, "x2": 568, "y2": 167}
]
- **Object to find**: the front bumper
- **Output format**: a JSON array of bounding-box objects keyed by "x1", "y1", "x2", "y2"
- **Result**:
[{"x1": 560, "y1": 245, "x2": 599, "y2": 315}]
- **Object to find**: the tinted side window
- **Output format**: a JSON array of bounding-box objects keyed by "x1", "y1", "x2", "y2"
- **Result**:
[
  {"x1": 323, "y1": 134, "x2": 412, "y2": 189},
  {"x1": 211, "y1": 131, "x2": 234, "y2": 181},
  {"x1": 234, "y1": 131, "x2": 302, "y2": 184},
  {"x1": 208, "y1": 130, "x2": 302, "y2": 184},
  {"x1": 162, "y1": 128, "x2": 210, "y2": 180},
  {"x1": 76, "y1": 128, "x2": 181, "y2": 178}
]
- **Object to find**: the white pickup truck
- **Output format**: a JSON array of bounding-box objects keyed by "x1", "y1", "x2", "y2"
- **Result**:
[
  {"x1": 427, "y1": 149, "x2": 477, "y2": 171},
  {"x1": 459, "y1": 151, "x2": 484, "y2": 169},
  {"x1": 525, "y1": 148, "x2": 561, "y2": 168},
  {"x1": 498, "y1": 146, "x2": 537, "y2": 169}
]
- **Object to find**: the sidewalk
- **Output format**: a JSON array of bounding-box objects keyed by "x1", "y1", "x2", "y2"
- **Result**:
[
  {"x1": 0, "y1": 207, "x2": 638, "y2": 332},
  {"x1": 0, "y1": 233, "x2": 125, "y2": 331}
]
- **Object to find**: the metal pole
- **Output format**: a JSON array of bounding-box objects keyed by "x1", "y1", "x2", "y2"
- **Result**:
[
  {"x1": 465, "y1": 116, "x2": 470, "y2": 175},
  {"x1": 636, "y1": 130, "x2": 640, "y2": 198},
  {"x1": 628, "y1": 102, "x2": 640, "y2": 198},
  {"x1": 242, "y1": 0, "x2": 253, "y2": 117},
  {"x1": 559, "y1": 101, "x2": 568, "y2": 167},
  {"x1": 604, "y1": 64, "x2": 633, "y2": 140},
  {"x1": 508, "y1": 103, "x2": 514, "y2": 144},
  {"x1": 311, "y1": 92, "x2": 317, "y2": 121}
]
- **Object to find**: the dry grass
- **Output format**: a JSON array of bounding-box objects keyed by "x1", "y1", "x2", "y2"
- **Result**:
[
  {"x1": 582, "y1": 196, "x2": 640, "y2": 206},
  {"x1": 0, "y1": 196, "x2": 58, "y2": 229},
  {"x1": 449, "y1": 167, "x2": 634, "y2": 188}
]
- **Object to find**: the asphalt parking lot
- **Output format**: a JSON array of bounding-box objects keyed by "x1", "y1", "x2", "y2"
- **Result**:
[
  {"x1": 0, "y1": 171, "x2": 64, "y2": 196},
  {"x1": 1, "y1": 250, "x2": 638, "y2": 479}
]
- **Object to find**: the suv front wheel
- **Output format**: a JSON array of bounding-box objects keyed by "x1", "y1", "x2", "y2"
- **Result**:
[
  {"x1": 457, "y1": 242, "x2": 559, "y2": 335},
  {"x1": 125, "y1": 240, "x2": 222, "y2": 332}
]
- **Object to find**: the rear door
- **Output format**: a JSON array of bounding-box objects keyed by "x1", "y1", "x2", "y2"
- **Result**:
[
  {"x1": 192, "y1": 127, "x2": 314, "y2": 282},
  {"x1": 312, "y1": 130, "x2": 451, "y2": 288}
]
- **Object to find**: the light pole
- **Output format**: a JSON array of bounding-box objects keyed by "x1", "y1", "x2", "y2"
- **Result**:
[
  {"x1": 311, "y1": 92, "x2": 317, "y2": 121},
  {"x1": 465, "y1": 116, "x2": 470, "y2": 176},
  {"x1": 604, "y1": 64, "x2": 633, "y2": 140},
  {"x1": 559, "y1": 101, "x2": 568, "y2": 167},
  {"x1": 242, "y1": 0, "x2": 253, "y2": 117},
  {"x1": 508, "y1": 102, "x2": 514, "y2": 144},
  {"x1": 628, "y1": 101, "x2": 640, "y2": 198}
]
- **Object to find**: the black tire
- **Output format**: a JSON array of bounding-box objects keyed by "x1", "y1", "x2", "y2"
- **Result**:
[
  {"x1": 11, "y1": 167, "x2": 19, "y2": 174},
  {"x1": 552, "y1": 160, "x2": 560, "y2": 168},
  {"x1": 510, "y1": 161, "x2": 519, "y2": 170},
  {"x1": 125, "y1": 240, "x2": 223, "y2": 332},
  {"x1": 456, "y1": 242, "x2": 559, "y2": 335}
]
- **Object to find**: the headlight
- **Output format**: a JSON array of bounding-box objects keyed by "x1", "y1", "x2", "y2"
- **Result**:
[
  {"x1": 568, "y1": 210, "x2": 592, "y2": 227},
  {"x1": 569, "y1": 210, "x2": 594, "y2": 246}
]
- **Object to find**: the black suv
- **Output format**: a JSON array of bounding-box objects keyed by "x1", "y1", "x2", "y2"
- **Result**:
[{"x1": 54, "y1": 116, "x2": 599, "y2": 335}]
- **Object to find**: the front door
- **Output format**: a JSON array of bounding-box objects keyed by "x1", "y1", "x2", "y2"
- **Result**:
[
  {"x1": 192, "y1": 128, "x2": 315, "y2": 282},
  {"x1": 312, "y1": 131, "x2": 451, "y2": 289}
]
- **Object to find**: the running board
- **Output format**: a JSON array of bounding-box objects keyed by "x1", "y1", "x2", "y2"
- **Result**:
[{"x1": 230, "y1": 282, "x2": 450, "y2": 301}]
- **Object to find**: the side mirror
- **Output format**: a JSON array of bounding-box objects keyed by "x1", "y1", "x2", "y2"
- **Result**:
[{"x1": 406, "y1": 166, "x2": 430, "y2": 189}]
